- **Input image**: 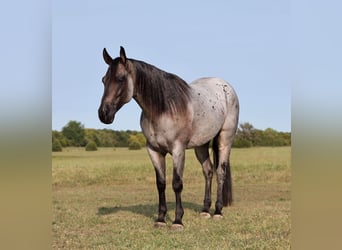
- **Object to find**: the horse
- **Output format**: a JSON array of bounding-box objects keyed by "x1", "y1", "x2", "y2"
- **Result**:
[{"x1": 98, "y1": 46, "x2": 239, "y2": 229}]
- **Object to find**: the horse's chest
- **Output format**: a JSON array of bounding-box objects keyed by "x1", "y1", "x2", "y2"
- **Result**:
[
  {"x1": 140, "y1": 117, "x2": 178, "y2": 151},
  {"x1": 146, "y1": 132, "x2": 168, "y2": 149}
]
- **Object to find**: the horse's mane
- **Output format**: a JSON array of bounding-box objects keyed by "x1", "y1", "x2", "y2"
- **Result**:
[{"x1": 131, "y1": 59, "x2": 191, "y2": 118}]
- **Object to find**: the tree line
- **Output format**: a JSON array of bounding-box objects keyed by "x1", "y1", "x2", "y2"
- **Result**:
[
  {"x1": 233, "y1": 122, "x2": 291, "y2": 147},
  {"x1": 52, "y1": 121, "x2": 290, "y2": 151}
]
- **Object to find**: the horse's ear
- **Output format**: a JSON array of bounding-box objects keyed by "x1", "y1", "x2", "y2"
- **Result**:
[
  {"x1": 120, "y1": 46, "x2": 127, "y2": 64},
  {"x1": 103, "y1": 48, "x2": 112, "y2": 65}
]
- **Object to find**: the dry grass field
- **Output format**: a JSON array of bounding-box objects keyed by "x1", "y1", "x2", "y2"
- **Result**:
[{"x1": 52, "y1": 146, "x2": 290, "y2": 249}]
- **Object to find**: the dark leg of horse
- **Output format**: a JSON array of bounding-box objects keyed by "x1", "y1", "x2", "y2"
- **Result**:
[
  {"x1": 155, "y1": 170, "x2": 167, "y2": 224},
  {"x1": 171, "y1": 146, "x2": 185, "y2": 229},
  {"x1": 147, "y1": 146, "x2": 167, "y2": 226},
  {"x1": 194, "y1": 143, "x2": 213, "y2": 217},
  {"x1": 214, "y1": 161, "x2": 228, "y2": 217},
  {"x1": 213, "y1": 134, "x2": 233, "y2": 219}
]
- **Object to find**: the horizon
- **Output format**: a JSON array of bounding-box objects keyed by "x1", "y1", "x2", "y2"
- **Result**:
[{"x1": 52, "y1": 120, "x2": 291, "y2": 133}]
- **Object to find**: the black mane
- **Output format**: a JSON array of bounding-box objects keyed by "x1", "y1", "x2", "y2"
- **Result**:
[{"x1": 131, "y1": 59, "x2": 191, "y2": 118}]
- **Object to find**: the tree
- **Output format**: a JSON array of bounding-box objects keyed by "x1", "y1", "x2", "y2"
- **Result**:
[
  {"x1": 53, "y1": 121, "x2": 290, "y2": 149},
  {"x1": 261, "y1": 128, "x2": 288, "y2": 146},
  {"x1": 232, "y1": 123, "x2": 291, "y2": 148},
  {"x1": 233, "y1": 122, "x2": 257, "y2": 147},
  {"x1": 62, "y1": 121, "x2": 86, "y2": 147},
  {"x1": 238, "y1": 122, "x2": 256, "y2": 141},
  {"x1": 85, "y1": 129, "x2": 101, "y2": 146},
  {"x1": 114, "y1": 131, "x2": 130, "y2": 147},
  {"x1": 128, "y1": 140, "x2": 141, "y2": 150},
  {"x1": 128, "y1": 134, "x2": 144, "y2": 150},
  {"x1": 232, "y1": 137, "x2": 252, "y2": 148},
  {"x1": 135, "y1": 133, "x2": 146, "y2": 147}
]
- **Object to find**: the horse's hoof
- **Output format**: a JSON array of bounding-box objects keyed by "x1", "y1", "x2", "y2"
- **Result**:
[
  {"x1": 171, "y1": 223, "x2": 184, "y2": 230},
  {"x1": 213, "y1": 214, "x2": 223, "y2": 220},
  {"x1": 154, "y1": 221, "x2": 166, "y2": 228},
  {"x1": 199, "y1": 212, "x2": 211, "y2": 219}
]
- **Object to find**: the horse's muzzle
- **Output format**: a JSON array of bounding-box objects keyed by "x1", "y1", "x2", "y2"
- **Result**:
[{"x1": 98, "y1": 103, "x2": 116, "y2": 124}]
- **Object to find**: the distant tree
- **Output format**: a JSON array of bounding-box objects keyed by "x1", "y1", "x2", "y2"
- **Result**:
[
  {"x1": 251, "y1": 129, "x2": 263, "y2": 146},
  {"x1": 233, "y1": 122, "x2": 257, "y2": 147},
  {"x1": 135, "y1": 133, "x2": 146, "y2": 147},
  {"x1": 114, "y1": 131, "x2": 130, "y2": 147},
  {"x1": 85, "y1": 129, "x2": 101, "y2": 146},
  {"x1": 52, "y1": 121, "x2": 290, "y2": 149},
  {"x1": 128, "y1": 134, "x2": 144, "y2": 150},
  {"x1": 128, "y1": 141, "x2": 141, "y2": 150},
  {"x1": 260, "y1": 128, "x2": 288, "y2": 146},
  {"x1": 240, "y1": 122, "x2": 261, "y2": 143},
  {"x1": 239, "y1": 122, "x2": 255, "y2": 140},
  {"x1": 232, "y1": 123, "x2": 291, "y2": 148},
  {"x1": 62, "y1": 121, "x2": 86, "y2": 147},
  {"x1": 98, "y1": 129, "x2": 118, "y2": 147},
  {"x1": 232, "y1": 137, "x2": 252, "y2": 148},
  {"x1": 279, "y1": 131, "x2": 291, "y2": 146}
]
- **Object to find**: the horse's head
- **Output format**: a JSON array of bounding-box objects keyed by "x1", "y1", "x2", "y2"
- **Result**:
[{"x1": 98, "y1": 46, "x2": 134, "y2": 124}]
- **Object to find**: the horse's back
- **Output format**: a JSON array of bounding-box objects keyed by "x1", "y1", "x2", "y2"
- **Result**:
[
  {"x1": 190, "y1": 77, "x2": 237, "y2": 100},
  {"x1": 190, "y1": 77, "x2": 238, "y2": 110}
]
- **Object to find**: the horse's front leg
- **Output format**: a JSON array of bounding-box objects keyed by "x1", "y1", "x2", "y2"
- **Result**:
[
  {"x1": 171, "y1": 145, "x2": 186, "y2": 229},
  {"x1": 147, "y1": 145, "x2": 167, "y2": 227}
]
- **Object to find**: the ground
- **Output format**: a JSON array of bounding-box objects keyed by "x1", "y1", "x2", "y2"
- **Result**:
[{"x1": 52, "y1": 146, "x2": 291, "y2": 249}]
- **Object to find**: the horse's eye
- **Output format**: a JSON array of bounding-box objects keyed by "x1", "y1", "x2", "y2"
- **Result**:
[{"x1": 116, "y1": 76, "x2": 125, "y2": 83}]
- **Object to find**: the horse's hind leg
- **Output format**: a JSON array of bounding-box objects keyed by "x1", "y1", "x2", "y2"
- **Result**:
[
  {"x1": 194, "y1": 143, "x2": 213, "y2": 218},
  {"x1": 213, "y1": 129, "x2": 235, "y2": 218}
]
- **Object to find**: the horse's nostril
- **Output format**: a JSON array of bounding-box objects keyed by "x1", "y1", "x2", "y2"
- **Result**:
[
  {"x1": 99, "y1": 103, "x2": 110, "y2": 114},
  {"x1": 98, "y1": 104, "x2": 107, "y2": 120},
  {"x1": 102, "y1": 105, "x2": 107, "y2": 114},
  {"x1": 98, "y1": 107, "x2": 104, "y2": 120},
  {"x1": 98, "y1": 103, "x2": 116, "y2": 124}
]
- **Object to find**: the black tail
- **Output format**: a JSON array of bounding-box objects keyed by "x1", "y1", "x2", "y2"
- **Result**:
[
  {"x1": 212, "y1": 136, "x2": 233, "y2": 206},
  {"x1": 223, "y1": 159, "x2": 233, "y2": 206},
  {"x1": 212, "y1": 136, "x2": 219, "y2": 171}
]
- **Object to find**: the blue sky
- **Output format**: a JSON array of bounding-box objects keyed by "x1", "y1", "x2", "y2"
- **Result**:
[{"x1": 53, "y1": 0, "x2": 291, "y2": 132}]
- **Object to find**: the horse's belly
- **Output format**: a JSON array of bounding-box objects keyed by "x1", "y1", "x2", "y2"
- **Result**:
[{"x1": 187, "y1": 113, "x2": 224, "y2": 148}]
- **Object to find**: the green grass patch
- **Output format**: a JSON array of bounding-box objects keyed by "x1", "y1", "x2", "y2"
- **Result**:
[{"x1": 53, "y1": 147, "x2": 291, "y2": 249}]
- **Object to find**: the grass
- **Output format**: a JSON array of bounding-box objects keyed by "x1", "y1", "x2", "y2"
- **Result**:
[{"x1": 52, "y1": 147, "x2": 291, "y2": 249}]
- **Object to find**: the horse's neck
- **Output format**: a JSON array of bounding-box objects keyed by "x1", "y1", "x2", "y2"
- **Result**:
[
  {"x1": 131, "y1": 59, "x2": 191, "y2": 120},
  {"x1": 131, "y1": 60, "x2": 158, "y2": 118}
]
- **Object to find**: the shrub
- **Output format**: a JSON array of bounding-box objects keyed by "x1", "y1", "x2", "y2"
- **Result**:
[
  {"x1": 52, "y1": 139, "x2": 63, "y2": 152},
  {"x1": 85, "y1": 141, "x2": 98, "y2": 151},
  {"x1": 232, "y1": 137, "x2": 252, "y2": 148},
  {"x1": 128, "y1": 141, "x2": 141, "y2": 150}
]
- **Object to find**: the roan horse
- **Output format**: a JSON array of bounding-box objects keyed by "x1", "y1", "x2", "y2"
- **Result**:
[{"x1": 98, "y1": 47, "x2": 239, "y2": 229}]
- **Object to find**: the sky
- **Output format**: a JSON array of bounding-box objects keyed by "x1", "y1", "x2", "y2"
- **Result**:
[{"x1": 53, "y1": 1, "x2": 291, "y2": 132}]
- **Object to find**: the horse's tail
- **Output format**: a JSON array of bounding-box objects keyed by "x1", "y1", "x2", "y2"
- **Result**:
[
  {"x1": 212, "y1": 136, "x2": 233, "y2": 207},
  {"x1": 223, "y1": 159, "x2": 233, "y2": 206}
]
